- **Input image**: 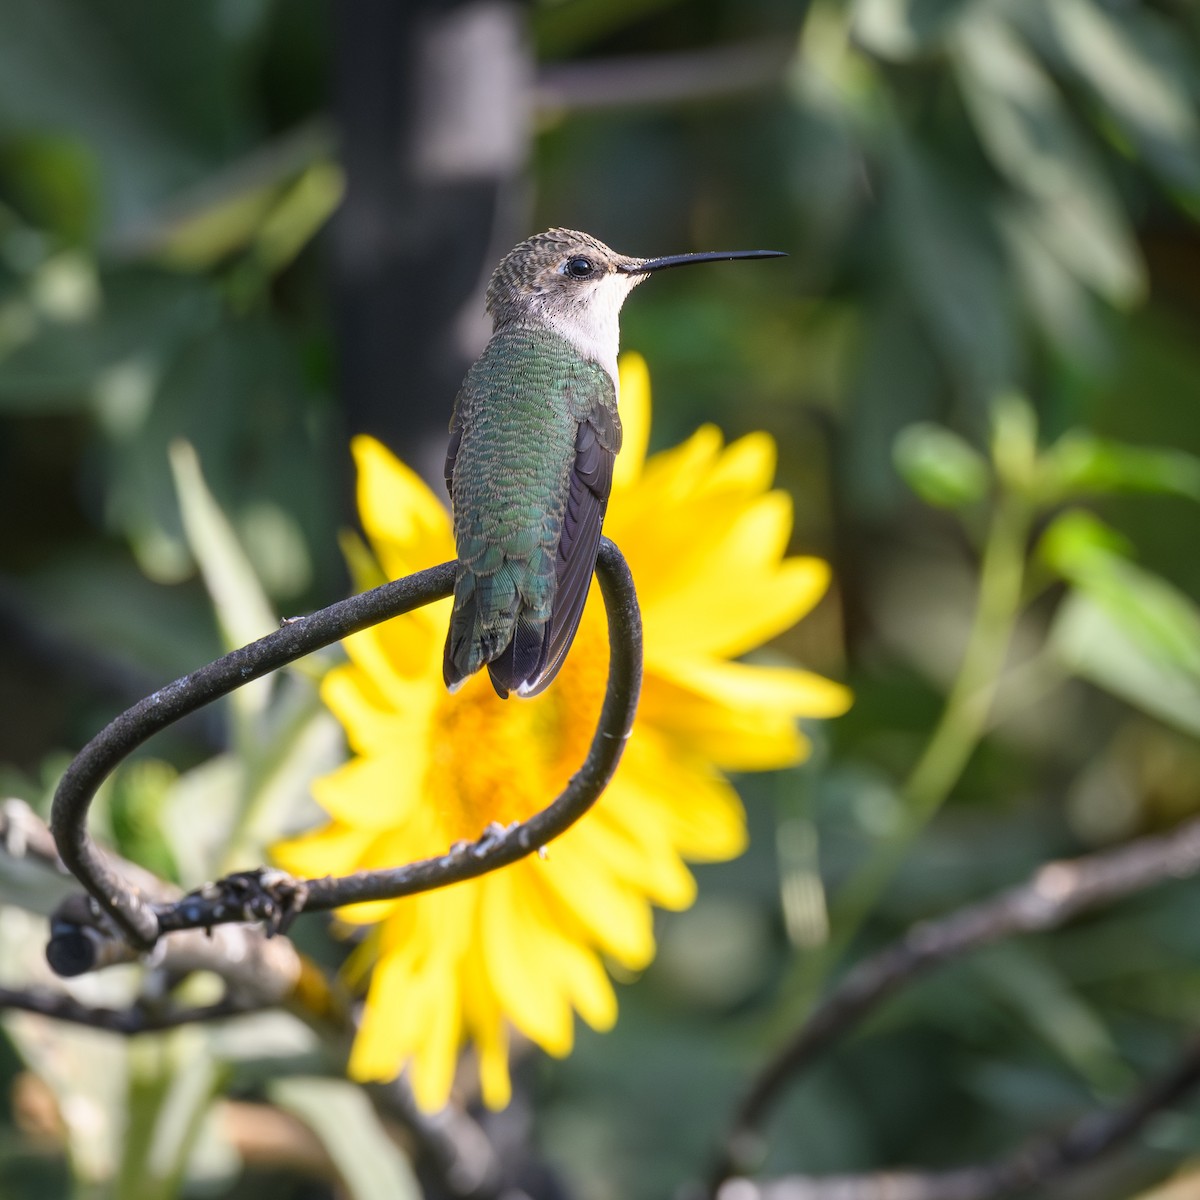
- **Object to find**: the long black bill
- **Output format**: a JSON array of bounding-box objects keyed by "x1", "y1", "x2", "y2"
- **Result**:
[{"x1": 618, "y1": 249, "x2": 787, "y2": 274}]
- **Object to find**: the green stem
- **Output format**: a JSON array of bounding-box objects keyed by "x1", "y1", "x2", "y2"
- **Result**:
[
  {"x1": 115, "y1": 1040, "x2": 172, "y2": 1200},
  {"x1": 114, "y1": 1037, "x2": 225, "y2": 1200},
  {"x1": 902, "y1": 491, "x2": 1031, "y2": 812},
  {"x1": 791, "y1": 490, "x2": 1034, "y2": 1009}
]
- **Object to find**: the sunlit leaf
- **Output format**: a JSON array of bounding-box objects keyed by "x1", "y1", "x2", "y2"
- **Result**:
[
  {"x1": 851, "y1": 0, "x2": 973, "y2": 61},
  {"x1": 168, "y1": 440, "x2": 277, "y2": 650},
  {"x1": 150, "y1": 187, "x2": 278, "y2": 271},
  {"x1": 1050, "y1": 589, "x2": 1200, "y2": 737},
  {"x1": 159, "y1": 755, "x2": 244, "y2": 887},
  {"x1": 270, "y1": 1077, "x2": 421, "y2": 1200},
  {"x1": 893, "y1": 421, "x2": 990, "y2": 509},
  {"x1": 1042, "y1": 432, "x2": 1200, "y2": 503},
  {"x1": 1046, "y1": 518, "x2": 1200, "y2": 734},
  {"x1": 108, "y1": 758, "x2": 180, "y2": 883},
  {"x1": 253, "y1": 160, "x2": 344, "y2": 275},
  {"x1": 1037, "y1": 509, "x2": 1132, "y2": 576},
  {"x1": 130, "y1": 128, "x2": 340, "y2": 274}
]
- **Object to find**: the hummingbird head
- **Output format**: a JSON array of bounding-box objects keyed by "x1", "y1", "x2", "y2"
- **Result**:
[
  {"x1": 485, "y1": 228, "x2": 785, "y2": 382},
  {"x1": 485, "y1": 229, "x2": 642, "y2": 326}
]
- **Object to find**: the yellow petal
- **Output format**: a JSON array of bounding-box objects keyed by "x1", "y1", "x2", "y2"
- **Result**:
[
  {"x1": 461, "y1": 949, "x2": 512, "y2": 1109},
  {"x1": 568, "y1": 796, "x2": 699, "y2": 911},
  {"x1": 706, "y1": 431, "x2": 777, "y2": 493},
  {"x1": 311, "y1": 747, "x2": 427, "y2": 830},
  {"x1": 629, "y1": 488, "x2": 794, "y2": 626},
  {"x1": 613, "y1": 352, "x2": 651, "y2": 492},
  {"x1": 475, "y1": 1027, "x2": 512, "y2": 1110},
  {"x1": 279, "y1": 354, "x2": 856, "y2": 1113},
  {"x1": 613, "y1": 734, "x2": 749, "y2": 862},
  {"x1": 658, "y1": 656, "x2": 852, "y2": 718},
  {"x1": 338, "y1": 618, "x2": 444, "y2": 712},
  {"x1": 349, "y1": 887, "x2": 480, "y2": 1109},
  {"x1": 647, "y1": 554, "x2": 834, "y2": 662},
  {"x1": 538, "y1": 837, "x2": 657, "y2": 969},
  {"x1": 637, "y1": 675, "x2": 808, "y2": 770},
  {"x1": 408, "y1": 971, "x2": 463, "y2": 1110},
  {"x1": 320, "y1": 665, "x2": 391, "y2": 755},
  {"x1": 609, "y1": 425, "x2": 724, "y2": 531},
  {"x1": 480, "y1": 868, "x2": 616, "y2": 1054},
  {"x1": 272, "y1": 819, "x2": 375, "y2": 878},
  {"x1": 352, "y1": 435, "x2": 455, "y2": 577}
]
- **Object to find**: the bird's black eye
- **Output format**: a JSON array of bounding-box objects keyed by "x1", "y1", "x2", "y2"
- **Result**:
[{"x1": 565, "y1": 256, "x2": 595, "y2": 279}]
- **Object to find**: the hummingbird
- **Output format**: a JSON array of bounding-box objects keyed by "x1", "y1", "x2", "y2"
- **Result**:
[{"x1": 442, "y1": 228, "x2": 785, "y2": 699}]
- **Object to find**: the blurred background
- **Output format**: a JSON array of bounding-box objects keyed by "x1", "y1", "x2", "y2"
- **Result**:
[{"x1": 2, "y1": 0, "x2": 1200, "y2": 1197}]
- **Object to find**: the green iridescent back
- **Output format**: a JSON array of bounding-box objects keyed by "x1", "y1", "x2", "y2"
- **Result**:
[{"x1": 443, "y1": 324, "x2": 620, "y2": 697}]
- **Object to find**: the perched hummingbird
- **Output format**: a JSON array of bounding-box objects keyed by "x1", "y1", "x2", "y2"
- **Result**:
[{"x1": 443, "y1": 228, "x2": 785, "y2": 699}]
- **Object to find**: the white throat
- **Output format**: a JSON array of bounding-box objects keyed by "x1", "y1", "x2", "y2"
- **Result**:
[{"x1": 539, "y1": 274, "x2": 643, "y2": 388}]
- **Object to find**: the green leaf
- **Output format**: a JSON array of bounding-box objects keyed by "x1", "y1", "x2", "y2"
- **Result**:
[
  {"x1": 252, "y1": 160, "x2": 344, "y2": 276},
  {"x1": 994, "y1": 198, "x2": 1106, "y2": 366},
  {"x1": 1045, "y1": 515, "x2": 1200, "y2": 733},
  {"x1": 0, "y1": 271, "x2": 210, "y2": 412},
  {"x1": 108, "y1": 758, "x2": 180, "y2": 883},
  {"x1": 850, "y1": 0, "x2": 974, "y2": 61},
  {"x1": 159, "y1": 755, "x2": 244, "y2": 887},
  {"x1": 953, "y1": 11, "x2": 1144, "y2": 305},
  {"x1": 1042, "y1": 431, "x2": 1200, "y2": 502},
  {"x1": 1037, "y1": 509, "x2": 1133, "y2": 577},
  {"x1": 893, "y1": 422, "x2": 990, "y2": 509},
  {"x1": 974, "y1": 944, "x2": 1128, "y2": 1090},
  {"x1": 169, "y1": 439, "x2": 277, "y2": 717},
  {"x1": 124, "y1": 128, "x2": 340, "y2": 274},
  {"x1": 1050, "y1": 589, "x2": 1200, "y2": 737},
  {"x1": 1039, "y1": 0, "x2": 1200, "y2": 199},
  {"x1": 270, "y1": 1078, "x2": 421, "y2": 1200},
  {"x1": 883, "y1": 128, "x2": 1017, "y2": 399}
]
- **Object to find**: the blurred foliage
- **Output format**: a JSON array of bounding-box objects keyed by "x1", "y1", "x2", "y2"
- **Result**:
[{"x1": 2, "y1": 0, "x2": 1200, "y2": 1197}]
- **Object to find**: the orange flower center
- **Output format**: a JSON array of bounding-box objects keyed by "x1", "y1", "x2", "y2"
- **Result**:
[{"x1": 426, "y1": 600, "x2": 610, "y2": 843}]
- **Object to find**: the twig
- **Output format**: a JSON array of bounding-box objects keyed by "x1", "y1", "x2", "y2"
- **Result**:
[
  {"x1": 0, "y1": 796, "x2": 71, "y2": 873},
  {"x1": 11, "y1": 794, "x2": 313, "y2": 1013},
  {"x1": 535, "y1": 39, "x2": 792, "y2": 114},
  {"x1": 716, "y1": 1030, "x2": 1200, "y2": 1199},
  {"x1": 49, "y1": 558, "x2": 456, "y2": 948},
  {"x1": 718, "y1": 817, "x2": 1200, "y2": 1182},
  {"x1": 0, "y1": 985, "x2": 271, "y2": 1036},
  {"x1": 48, "y1": 541, "x2": 641, "y2": 957}
]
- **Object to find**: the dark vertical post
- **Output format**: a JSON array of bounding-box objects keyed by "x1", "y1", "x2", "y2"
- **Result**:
[{"x1": 329, "y1": 0, "x2": 532, "y2": 489}]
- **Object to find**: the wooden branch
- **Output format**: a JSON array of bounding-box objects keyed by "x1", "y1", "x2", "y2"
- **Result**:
[{"x1": 717, "y1": 1031, "x2": 1200, "y2": 1199}]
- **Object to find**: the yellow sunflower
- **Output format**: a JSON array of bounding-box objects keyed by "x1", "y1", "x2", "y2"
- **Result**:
[{"x1": 274, "y1": 353, "x2": 850, "y2": 1111}]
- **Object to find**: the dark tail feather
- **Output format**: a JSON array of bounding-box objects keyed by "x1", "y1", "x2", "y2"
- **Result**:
[
  {"x1": 443, "y1": 582, "x2": 479, "y2": 692},
  {"x1": 444, "y1": 574, "x2": 553, "y2": 699},
  {"x1": 486, "y1": 615, "x2": 549, "y2": 699}
]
